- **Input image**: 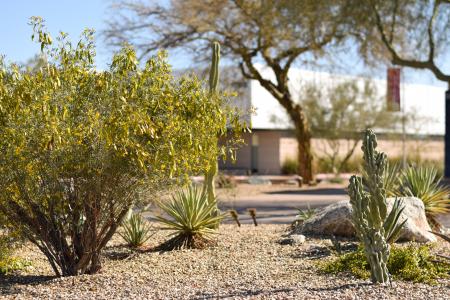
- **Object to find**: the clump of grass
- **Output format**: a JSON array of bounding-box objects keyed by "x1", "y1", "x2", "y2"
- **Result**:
[
  {"x1": 119, "y1": 213, "x2": 153, "y2": 249},
  {"x1": 156, "y1": 185, "x2": 224, "y2": 250},
  {"x1": 321, "y1": 244, "x2": 450, "y2": 284},
  {"x1": 291, "y1": 204, "x2": 316, "y2": 228},
  {"x1": 0, "y1": 234, "x2": 31, "y2": 275},
  {"x1": 281, "y1": 157, "x2": 298, "y2": 175}
]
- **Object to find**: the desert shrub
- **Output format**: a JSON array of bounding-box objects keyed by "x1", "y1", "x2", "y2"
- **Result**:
[
  {"x1": 321, "y1": 244, "x2": 450, "y2": 284},
  {"x1": 119, "y1": 213, "x2": 153, "y2": 249},
  {"x1": 155, "y1": 185, "x2": 224, "y2": 250},
  {"x1": 0, "y1": 234, "x2": 30, "y2": 275},
  {"x1": 397, "y1": 166, "x2": 450, "y2": 227},
  {"x1": 281, "y1": 157, "x2": 298, "y2": 175},
  {"x1": 0, "y1": 18, "x2": 236, "y2": 276}
]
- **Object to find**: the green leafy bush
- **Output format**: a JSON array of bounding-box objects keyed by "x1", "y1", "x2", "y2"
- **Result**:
[
  {"x1": 321, "y1": 244, "x2": 450, "y2": 284},
  {"x1": 281, "y1": 157, "x2": 298, "y2": 175},
  {"x1": 119, "y1": 213, "x2": 153, "y2": 249},
  {"x1": 156, "y1": 185, "x2": 224, "y2": 250},
  {"x1": 0, "y1": 18, "x2": 238, "y2": 276}
]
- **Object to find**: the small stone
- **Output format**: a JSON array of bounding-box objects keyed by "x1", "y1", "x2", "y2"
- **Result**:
[{"x1": 279, "y1": 234, "x2": 305, "y2": 245}]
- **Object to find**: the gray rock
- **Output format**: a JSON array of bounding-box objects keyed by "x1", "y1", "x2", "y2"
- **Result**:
[
  {"x1": 294, "y1": 197, "x2": 436, "y2": 243},
  {"x1": 279, "y1": 234, "x2": 306, "y2": 245}
]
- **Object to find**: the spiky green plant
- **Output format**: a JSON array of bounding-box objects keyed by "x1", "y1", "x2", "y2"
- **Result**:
[
  {"x1": 398, "y1": 166, "x2": 450, "y2": 227},
  {"x1": 119, "y1": 213, "x2": 153, "y2": 249},
  {"x1": 348, "y1": 129, "x2": 405, "y2": 284},
  {"x1": 156, "y1": 185, "x2": 224, "y2": 250},
  {"x1": 296, "y1": 204, "x2": 316, "y2": 222},
  {"x1": 203, "y1": 42, "x2": 221, "y2": 211},
  {"x1": 383, "y1": 161, "x2": 401, "y2": 197}
]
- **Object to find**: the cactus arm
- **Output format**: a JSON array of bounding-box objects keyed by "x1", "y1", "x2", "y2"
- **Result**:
[
  {"x1": 203, "y1": 42, "x2": 220, "y2": 208},
  {"x1": 348, "y1": 129, "x2": 405, "y2": 284}
]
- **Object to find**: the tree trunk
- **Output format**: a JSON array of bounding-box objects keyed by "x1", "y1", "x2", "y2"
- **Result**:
[{"x1": 291, "y1": 105, "x2": 313, "y2": 183}]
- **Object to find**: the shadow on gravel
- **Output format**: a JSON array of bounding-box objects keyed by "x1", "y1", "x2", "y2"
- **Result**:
[
  {"x1": 307, "y1": 282, "x2": 373, "y2": 292},
  {"x1": 0, "y1": 275, "x2": 55, "y2": 296},
  {"x1": 265, "y1": 188, "x2": 347, "y2": 196},
  {"x1": 193, "y1": 287, "x2": 295, "y2": 299}
]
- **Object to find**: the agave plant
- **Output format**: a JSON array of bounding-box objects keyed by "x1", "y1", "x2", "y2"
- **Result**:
[
  {"x1": 119, "y1": 213, "x2": 153, "y2": 249},
  {"x1": 398, "y1": 166, "x2": 450, "y2": 227},
  {"x1": 155, "y1": 185, "x2": 224, "y2": 250},
  {"x1": 296, "y1": 204, "x2": 316, "y2": 222}
]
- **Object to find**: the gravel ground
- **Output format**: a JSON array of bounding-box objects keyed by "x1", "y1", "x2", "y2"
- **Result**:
[{"x1": 1, "y1": 224, "x2": 449, "y2": 299}]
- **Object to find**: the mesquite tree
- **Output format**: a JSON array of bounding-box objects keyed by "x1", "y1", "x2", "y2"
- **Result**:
[
  {"x1": 348, "y1": 129, "x2": 405, "y2": 284},
  {"x1": 104, "y1": 0, "x2": 356, "y2": 182},
  {"x1": 0, "y1": 18, "x2": 237, "y2": 276}
]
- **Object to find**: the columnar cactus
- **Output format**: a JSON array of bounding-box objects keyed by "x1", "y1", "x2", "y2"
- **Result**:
[
  {"x1": 203, "y1": 42, "x2": 220, "y2": 207},
  {"x1": 348, "y1": 129, "x2": 396, "y2": 284}
]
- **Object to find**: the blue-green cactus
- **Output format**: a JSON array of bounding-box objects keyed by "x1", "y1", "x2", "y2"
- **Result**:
[
  {"x1": 348, "y1": 129, "x2": 405, "y2": 284},
  {"x1": 204, "y1": 42, "x2": 220, "y2": 208}
]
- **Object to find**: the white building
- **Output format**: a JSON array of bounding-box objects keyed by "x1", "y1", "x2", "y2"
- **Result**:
[{"x1": 219, "y1": 66, "x2": 446, "y2": 174}]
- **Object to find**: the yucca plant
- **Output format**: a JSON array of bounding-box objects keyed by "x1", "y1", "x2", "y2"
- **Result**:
[
  {"x1": 398, "y1": 166, "x2": 450, "y2": 227},
  {"x1": 155, "y1": 185, "x2": 224, "y2": 250},
  {"x1": 119, "y1": 213, "x2": 153, "y2": 249},
  {"x1": 383, "y1": 161, "x2": 401, "y2": 197}
]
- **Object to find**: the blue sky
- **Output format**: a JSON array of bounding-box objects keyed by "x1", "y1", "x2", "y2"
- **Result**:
[
  {"x1": 0, "y1": 0, "x2": 110, "y2": 68},
  {"x1": 0, "y1": 1, "x2": 447, "y2": 88}
]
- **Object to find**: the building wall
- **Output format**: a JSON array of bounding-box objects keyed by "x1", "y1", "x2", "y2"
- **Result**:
[
  {"x1": 255, "y1": 131, "x2": 282, "y2": 174},
  {"x1": 220, "y1": 131, "x2": 444, "y2": 175},
  {"x1": 279, "y1": 137, "x2": 444, "y2": 163}
]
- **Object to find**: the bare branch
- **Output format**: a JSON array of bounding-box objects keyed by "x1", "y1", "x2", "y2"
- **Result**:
[{"x1": 371, "y1": 0, "x2": 450, "y2": 85}]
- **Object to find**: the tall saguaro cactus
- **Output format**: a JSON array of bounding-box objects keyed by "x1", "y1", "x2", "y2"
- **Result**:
[
  {"x1": 348, "y1": 129, "x2": 401, "y2": 284},
  {"x1": 203, "y1": 42, "x2": 220, "y2": 208}
]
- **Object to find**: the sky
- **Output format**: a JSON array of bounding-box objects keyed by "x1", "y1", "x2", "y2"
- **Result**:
[
  {"x1": 0, "y1": 0, "x2": 110, "y2": 68},
  {"x1": 0, "y1": 0, "x2": 448, "y2": 89}
]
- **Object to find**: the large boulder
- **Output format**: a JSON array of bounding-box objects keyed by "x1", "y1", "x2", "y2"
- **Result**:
[{"x1": 294, "y1": 197, "x2": 436, "y2": 243}]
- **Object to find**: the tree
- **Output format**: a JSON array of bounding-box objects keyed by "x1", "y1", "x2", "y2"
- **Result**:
[
  {"x1": 354, "y1": 0, "x2": 450, "y2": 174},
  {"x1": 0, "y1": 17, "x2": 236, "y2": 276},
  {"x1": 104, "y1": 0, "x2": 355, "y2": 182},
  {"x1": 361, "y1": 0, "x2": 450, "y2": 86},
  {"x1": 301, "y1": 80, "x2": 399, "y2": 175}
]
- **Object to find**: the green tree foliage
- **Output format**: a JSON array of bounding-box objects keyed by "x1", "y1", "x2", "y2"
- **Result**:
[
  {"x1": 301, "y1": 80, "x2": 399, "y2": 175},
  {"x1": 104, "y1": 0, "x2": 358, "y2": 183},
  {"x1": 0, "y1": 17, "x2": 240, "y2": 276}
]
